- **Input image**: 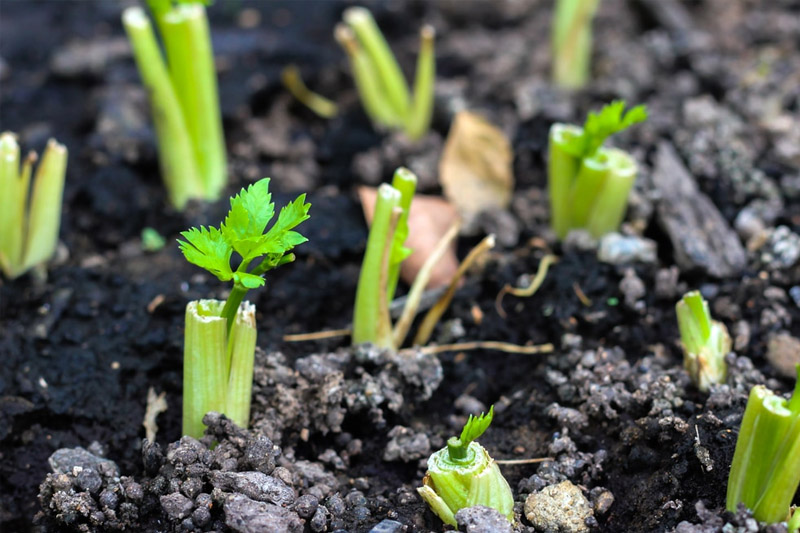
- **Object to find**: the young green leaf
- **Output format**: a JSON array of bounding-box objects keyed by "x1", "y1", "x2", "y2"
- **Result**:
[
  {"x1": 263, "y1": 194, "x2": 311, "y2": 249},
  {"x1": 459, "y1": 405, "x2": 495, "y2": 446},
  {"x1": 233, "y1": 272, "x2": 266, "y2": 289},
  {"x1": 178, "y1": 226, "x2": 233, "y2": 281},
  {"x1": 221, "y1": 179, "x2": 275, "y2": 260},
  {"x1": 560, "y1": 100, "x2": 648, "y2": 159}
]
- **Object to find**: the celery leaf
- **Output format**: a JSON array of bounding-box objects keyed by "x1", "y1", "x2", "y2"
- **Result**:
[
  {"x1": 459, "y1": 405, "x2": 494, "y2": 446},
  {"x1": 561, "y1": 100, "x2": 648, "y2": 159},
  {"x1": 222, "y1": 179, "x2": 275, "y2": 259},
  {"x1": 233, "y1": 272, "x2": 265, "y2": 289},
  {"x1": 178, "y1": 226, "x2": 233, "y2": 281}
]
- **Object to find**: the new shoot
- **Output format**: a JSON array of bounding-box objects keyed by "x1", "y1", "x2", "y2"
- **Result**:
[
  {"x1": 727, "y1": 367, "x2": 800, "y2": 524},
  {"x1": 676, "y1": 291, "x2": 731, "y2": 392},
  {"x1": 417, "y1": 406, "x2": 514, "y2": 526},
  {"x1": 548, "y1": 100, "x2": 647, "y2": 239},
  {"x1": 552, "y1": 0, "x2": 600, "y2": 89},
  {"x1": 122, "y1": 0, "x2": 226, "y2": 210},
  {"x1": 335, "y1": 7, "x2": 435, "y2": 140},
  {"x1": 178, "y1": 178, "x2": 310, "y2": 437},
  {"x1": 352, "y1": 167, "x2": 416, "y2": 349},
  {"x1": 0, "y1": 132, "x2": 68, "y2": 279}
]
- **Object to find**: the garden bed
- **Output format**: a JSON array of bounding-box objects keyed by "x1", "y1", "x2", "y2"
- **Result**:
[{"x1": 1, "y1": 1, "x2": 799, "y2": 532}]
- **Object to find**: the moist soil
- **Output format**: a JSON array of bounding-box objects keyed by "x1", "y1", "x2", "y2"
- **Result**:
[{"x1": 1, "y1": 1, "x2": 800, "y2": 532}]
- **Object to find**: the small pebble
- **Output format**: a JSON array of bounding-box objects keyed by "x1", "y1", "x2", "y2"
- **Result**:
[{"x1": 524, "y1": 480, "x2": 593, "y2": 533}]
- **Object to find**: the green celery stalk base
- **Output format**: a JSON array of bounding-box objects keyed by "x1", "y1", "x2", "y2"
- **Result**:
[
  {"x1": 352, "y1": 183, "x2": 401, "y2": 348},
  {"x1": 183, "y1": 299, "x2": 257, "y2": 438},
  {"x1": 161, "y1": 4, "x2": 227, "y2": 200},
  {"x1": 548, "y1": 124, "x2": 581, "y2": 239},
  {"x1": 727, "y1": 373, "x2": 800, "y2": 523}
]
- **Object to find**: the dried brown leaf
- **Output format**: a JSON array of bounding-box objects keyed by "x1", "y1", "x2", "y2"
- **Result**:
[{"x1": 439, "y1": 111, "x2": 514, "y2": 225}]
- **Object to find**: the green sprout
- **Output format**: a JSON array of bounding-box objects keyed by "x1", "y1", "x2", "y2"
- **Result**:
[
  {"x1": 548, "y1": 100, "x2": 647, "y2": 239},
  {"x1": 352, "y1": 168, "x2": 416, "y2": 349},
  {"x1": 0, "y1": 132, "x2": 68, "y2": 279},
  {"x1": 122, "y1": 0, "x2": 226, "y2": 211},
  {"x1": 789, "y1": 506, "x2": 800, "y2": 533},
  {"x1": 676, "y1": 291, "x2": 731, "y2": 392},
  {"x1": 552, "y1": 0, "x2": 600, "y2": 89},
  {"x1": 141, "y1": 227, "x2": 166, "y2": 252},
  {"x1": 417, "y1": 406, "x2": 514, "y2": 526},
  {"x1": 178, "y1": 178, "x2": 310, "y2": 437},
  {"x1": 335, "y1": 7, "x2": 435, "y2": 140},
  {"x1": 727, "y1": 367, "x2": 800, "y2": 524}
]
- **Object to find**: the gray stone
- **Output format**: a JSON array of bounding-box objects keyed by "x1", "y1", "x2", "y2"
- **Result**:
[
  {"x1": 50, "y1": 37, "x2": 130, "y2": 77},
  {"x1": 160, "y1": 492, "x2": 194, "y2": 520},
  {"x1": 211, "y1": 471, "x2": 295, "y2": 506},
  {"x1": 766, "y1": 332, "x2": 800, "y2": 378},
  {"x1": 524, "y1": 480, "x2": 593, "y2": 533},
  {"x1": 224, "y1": 493, "x2": 304, "y2": 533},
  {"x1": 48, "y1": 447, "x2": 119, "y2": 478},
  {"x1": 760, "y1": 226, "x2": 800, "y2": 270},
  {"x1": 455, "y1": 505, "x2": 514, "y2": 533},
  {"x1": 652, "y1": 142, "x2": 745, "y2": 277},
  {"x1": 368, "y1": 519, "x2": 404, "y2": 533},
  {"x1": 383, "y1": 426, "x2": 431, "y2": 462},
  {"x1": 597, "y1": 233, "x2": 657, "y2": 265}
]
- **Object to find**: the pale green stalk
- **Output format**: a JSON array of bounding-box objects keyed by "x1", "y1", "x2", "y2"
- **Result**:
[
  {"x1": 552, "y1": 0, "x2": 600, "y2": 89},
  {"x1": 585, "y1": 148, "x2": 636, "y2": 238},
  {"x1": 727, "y1": 371, "x2": 800, "y2": 523},
  {"x1": 161, "y1": 4, "x2": 226, "y2": 200},
  {"x1": 0, "y1": 133, "x2": 67, "y2": 279},
  {"x1": 183, "y1": 299, "x2": 228, "y2": 438},
  {"x1": 182, "y1": 299, "x2": 258, "y2": 438},
  {"x1": 335, "y1": 24, "x2": 399, "y2": 127},
  {"x1": 344, "y1": 7, "x2": 410, "y2": 119},
  {"x1": 352, "y1": 184, "x2": 401, "y2": 348},
  {"x1": 123, "y1": 6, "x2": 202, "y2": 210},
  {"x1": 22, "y1": 139, "x2": 68, "y2": 272},
  {"x1": 788, "y1": 507, "x2": 800, "y2": 533},
  {"x1": 386, "y1": 167, "x2": 417, "y2": 302},
  {"x1": 224, "y1": 302, "x2": 257, "y2": 429},
  {"x1": 548, "y1": 124, "x2": 581, "y2": 239},
  {"x1": 676, "y1": 291, "x2": 730, "y2": 392},
  {"x1": 569, "y1": 149, "x2": 610, "y2": 229},
  {"x1": 0, "y1": 133, "x2": 24, "y2": 274},
  {"x1": 406, "y1": 25, "x2": 435, "y2": 140}
]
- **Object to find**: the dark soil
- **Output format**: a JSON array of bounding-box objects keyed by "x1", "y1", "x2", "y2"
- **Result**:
[{"x1": 1, "y1": 1, "x2": 799, "y2": 532}]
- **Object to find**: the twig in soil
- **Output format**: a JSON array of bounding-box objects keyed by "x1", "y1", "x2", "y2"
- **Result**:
[
  {"x1": 393, "y1": 221, "x2": 461, "y2": 348},
  {"x1": 495, "y1": 457, "x2": 554, "y2": 465},
  {"x1": 410, "y1": 341, "x2": 553, "y2": 356},
  {"x1": 146, "y1": 294, "x2": 165, "y2": 313},
  {"x1": 495, "y1": 254, "x2": 559, "y2": 318},
  {"x1": 283, "y1": 328, "x2": 352, "y2": 342},
  {"x1": 413, "y1": 234, "x2": 496, "y2": 346},
  {"x1": 143, "y1": 387, "x2": 167, "y2": 442},
  {"x1": 281, "y1": 65, "x2": 338, "y2": 118},
  {"x1": 572, "y1": 281, "x2": 592, "y2": 306}
]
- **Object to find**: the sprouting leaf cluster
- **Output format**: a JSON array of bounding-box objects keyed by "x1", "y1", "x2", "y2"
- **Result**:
[
  {"x1": 178, "y1": 178, "x2": 310, "y2": 289},
  {"x1": 561, "y1": 100, "x2": 648, "y2": 159},
  {"x1": 458, "y1": 405, "x2": 494, "y2": 447}
]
